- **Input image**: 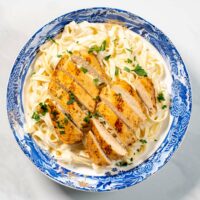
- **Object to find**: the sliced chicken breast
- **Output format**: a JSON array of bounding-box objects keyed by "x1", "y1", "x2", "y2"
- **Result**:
[
  {"x1": 97, "y1": 102, "x2": 137, "y2": 146},
  {"x1": 100, "y1": 86, "x2": 142, "y2": 131},
  {"x1": 46, "y1": 99, "x2": 83, "y2": 144},
  {"x1": 84, "y1": 131, "x2": 111, "y2": 166},
  {"x1": 112, "y1": 80, "x2": 147, "y2": 121},
  {"x1": 91, "y1": 118, "x2": 127, "y2": 160},
  {"x1": 71, "y1": 51, "x2": 110, "y2": 85},
  {"x1": 57, "y1": 56, "x2": 100, "y2": 99},
  {"x1": 52, "y1": 69, "x2": 96, "y2": 112},
  {"x1": 133, "y1": 77, "x2": 157, "y2": 115},
  {"x1": 48, "y1": 80, "x2": 87, "y2": 129}
]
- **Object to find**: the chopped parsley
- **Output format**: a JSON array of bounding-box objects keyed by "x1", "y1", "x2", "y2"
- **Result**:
[
  {"x1": 64, "y1": 118, "x2": 68, "y2": 124},
  {"x1": 116, "y1": 159, "x2": 133, "y2": 167},
  {"x1": 126, "y1": 58, "x2": 132, "y2": 64},
  {"x1": 57, "y1": 121, "x2": 64, "y2": 129},
  {"x1": 47, "y1": 37, "x2": 57, "y2": 44},
  {"x1": 92, "y1": 112, "x2": 102, "y2": 119},
  {"x1": 39, "y1": 102, "x2": 48, "y2": 116},
  {"x1": 154, "y1": 139, "x2": 158, "y2": 142},
  {"x1": 67, "y1": 92, "x2": 76, "y2": 105},
  {"x1": 132, "y1": 64, "x2": 148, "y2": 77},
  {"x1": 124, "y1": 67, "x2": 131, "y2": 72},
  {"x1": 80, "y1": 67, "x2": 88, "y2": 74},
  {"x1": 126, "y1": 48, "x2": 132, "y2": 53},
  {"x1": 32, "y1": 112, "x2": 40, "y2": 122},
  {"x1": 93, "y1": 78, "x2": 99, "y2": 85},
  {"x1": 88, "y1": 45, "x2": 100, "y2": 54},
  {"x1": 100, "y1": 40, "x2": 106, "y2": 51},
  {"x1": 93, "y1": 96, "x2": 100, "y2": 102},
  {"x1": 88, "y1": 40, "x2": 107, "y2": 54},
  {"x1": 104, "y1": 55, "x2": 111, "y2": 61},
  {"x1": 52, "y1": 111, "x2": 58, "y2": 119},
  {"x1": 157, "y1": 92, "x2": 165, "y2": 102},
  {"x1": 59, "y1": 131, "x2": 65, "y2": 135},
  {"x1": 83, "y1": 111, "x2": 92, "y2": 123},
  {"x1": 134, "y1": 56, "x2": 136, "y2": 61},
  {"x1": 115, "y1": 67, "x2": 119, "y2": 76},
  {"x1": 162, "y1": 105, "x2": 167, "y2": 109},
  {"x1": 139, "y1": 139, "x2": 147, "y2": 144},
  {"x1": 66, "y1": 50, "x2": 72, "y2": 54},
  {"x1": 57, "y1": 54, "x2": 62, "y2": 58}
]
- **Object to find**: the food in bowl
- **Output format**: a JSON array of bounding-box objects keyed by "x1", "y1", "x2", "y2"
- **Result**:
[{"x1": 24, "y1": 21, "x2": 170, "y2": 172}]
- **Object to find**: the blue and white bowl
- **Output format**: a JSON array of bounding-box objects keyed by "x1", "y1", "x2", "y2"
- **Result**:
[{"x1": 7, "y1": 7, "x2": 192, "y2": 192}]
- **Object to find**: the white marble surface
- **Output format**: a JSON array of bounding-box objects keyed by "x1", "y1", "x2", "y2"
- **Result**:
[{"x1": 0, "y1": 0, "x2": 200, "y2": 199}]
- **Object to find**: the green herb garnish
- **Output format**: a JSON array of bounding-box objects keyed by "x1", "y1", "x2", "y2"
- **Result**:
[
  {"x1": 39, "y1": 102, "x2": 48, "y2": 116},
  {"x1": 104, "y1": 55, "x2": 111, "y2": 61},
  {"x1": 67, "y1": 92, "x2": 75, "y2": 105},
  {"x1": 124, "y1": 67, "x2": 131, "y2": 72},
  {"x1": 80, "y1": 67, "x2": 88, "y2": 74},
  {"x1": 88, "y1": 40, "x2": 107, "y2": 54},
  {"x1": 116, "y1": 160, "x2": 132, "y2": 167},
  {"x1": 126, "y1": 48, "x2": 132, "y2": 53},
  {"x1": 83, "y1": 111, "x2": 92, "y2": 123},
  {"x1": 162, "y1": 105, "x2": 167, "y2": 109},
  {"x1": 47, "y1": 37, "x2": 57, "y2": 44},
  {"x1": 52, "y1": 111, "x2": 58, "y2": 118},
  {"x1": 100, "y1": 40, "x2": 106, "y2": 51},
  {"x1": 88, "y1": 45, "x2": 100, "y2": 54},
  {"x1": 115, "y1": 67, "x2": 119, "y2": 76},
  {"x1": 93, "y1": 96, "x2": 100, "y2": 102},
  {"x1": 57, "y1": 121, "x2": 64, "y2": 129},
  {"x1": 139, "y1": 139, "x2": 147, "y2": 144},
  {"x1": 126, "y1": 58, "x2": 132, "y2": 64},
  {"x1": 57, "y1": 54, "x2": 62, "y2": 58},
  {"x1": 93, "y1": 78, "x2": 99, "y2": 85},
  {"x1": 132, "y1": 64, "x2": 147, "y2": 77},
  {"x1": 67, "y1": 50, "x2": 72, "y2": 54},
  {"x1": 32, "y1": 112, "x2": 40, "y2": 122},
  {"x1": 92, "y1": 112, "x2": 102, "y2": 119},
  {"x1": 59, "y1": 131, "x2": 65, "y2": 135},
  {"x1": 64, "y1": 118, "x2": 68, "y2": 124},
  {"x1": 134, "y1": 56, "x2": 136, "y2": 61},
  {"x1": 157, "y1": 92, "x2": 165, "y2": 102}
]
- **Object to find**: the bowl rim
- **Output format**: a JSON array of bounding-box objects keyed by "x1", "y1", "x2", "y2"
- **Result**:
[{"x1": 7, "y1": 7, "x2": 192, "y2": 192}]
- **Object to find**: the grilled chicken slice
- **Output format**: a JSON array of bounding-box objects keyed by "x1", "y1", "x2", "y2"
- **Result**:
[
  {"x1": 46, "y1": 99, "x2": 83, "y2": 144},
  {"x1": 91, "y1": 118, "x2": 127, "y2": 160},
  {"x1": 71, "y1": 51, "x2": 110, "y2": 85},
  {"x1": 133, "y1": 77, "x2": 157, "y2": 115},
  {"x1": 48, "y1": 80, "x2": 87, "y2": 129},
  {"x1": 97, "y1": 102, "x2": 137, "y2": 146},
  {"x1": 52, "y1": 69, "x2": 95, "y2": 112},
  {"x1": 57, "y1": 56, "x2": 99, "y2": 99},
  {"x1": 84, "y1": 131, "x2": 111, "y2": 166},
  {"x1": 100, "y1": 86, "x2": 142, "y2": 131},
  {"x1": 112, "y1": 80, "x2": 147, "y2": 121}
]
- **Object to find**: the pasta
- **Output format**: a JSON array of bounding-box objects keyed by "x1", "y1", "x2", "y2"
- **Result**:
[{"x1": 24, "y1": 21, "x2": 170, "y2": 170}]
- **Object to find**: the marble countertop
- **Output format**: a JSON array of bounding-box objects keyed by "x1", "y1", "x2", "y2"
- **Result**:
[{"x1": 0, "y1": 0, "x2": 199, "y2": 199}]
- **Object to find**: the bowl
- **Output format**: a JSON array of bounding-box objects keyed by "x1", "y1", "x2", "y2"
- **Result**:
[{"x1": 7, "y1": 7, "x2": 192, "y2": 192}]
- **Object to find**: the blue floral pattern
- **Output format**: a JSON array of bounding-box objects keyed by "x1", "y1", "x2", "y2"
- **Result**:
[{"x1": 7, "y1": 7, "x2": 192, "y2": 192}]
